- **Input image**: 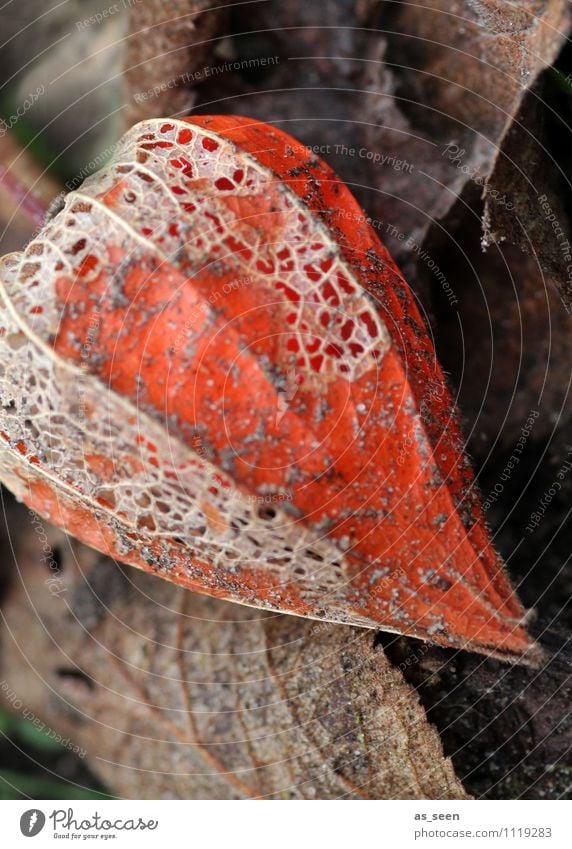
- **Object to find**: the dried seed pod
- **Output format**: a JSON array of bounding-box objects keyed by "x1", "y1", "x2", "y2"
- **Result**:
[{"x1": 0, "y1": 116, "x2": 539, "y2": 662}]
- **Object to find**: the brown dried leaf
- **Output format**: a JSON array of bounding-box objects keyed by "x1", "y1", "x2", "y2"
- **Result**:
[
  {"x1": 483, "y1": 76, "x2": 572, "y2": 308},
  {"x1": 361, "y1": 0, "x2": 571, "y2": 275},
  {"x1": 122, "y1": 0, "x2": 229, "y2": 128},
  {"x1": 0, "y1": 502, "x2": 468, "y2": 800},
  {"x1": 181, "y1": 1, "x2": 570, "y2": 293}
]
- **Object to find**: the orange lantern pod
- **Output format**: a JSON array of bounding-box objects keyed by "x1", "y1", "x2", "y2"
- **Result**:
[{"x1": 0, "y1": 116, "x2": 540, "y2": 662}]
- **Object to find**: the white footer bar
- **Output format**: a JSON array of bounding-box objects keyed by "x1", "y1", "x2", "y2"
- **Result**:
[{"x1": 4, "y1": 799, "x2": 571, "y2": 848}]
